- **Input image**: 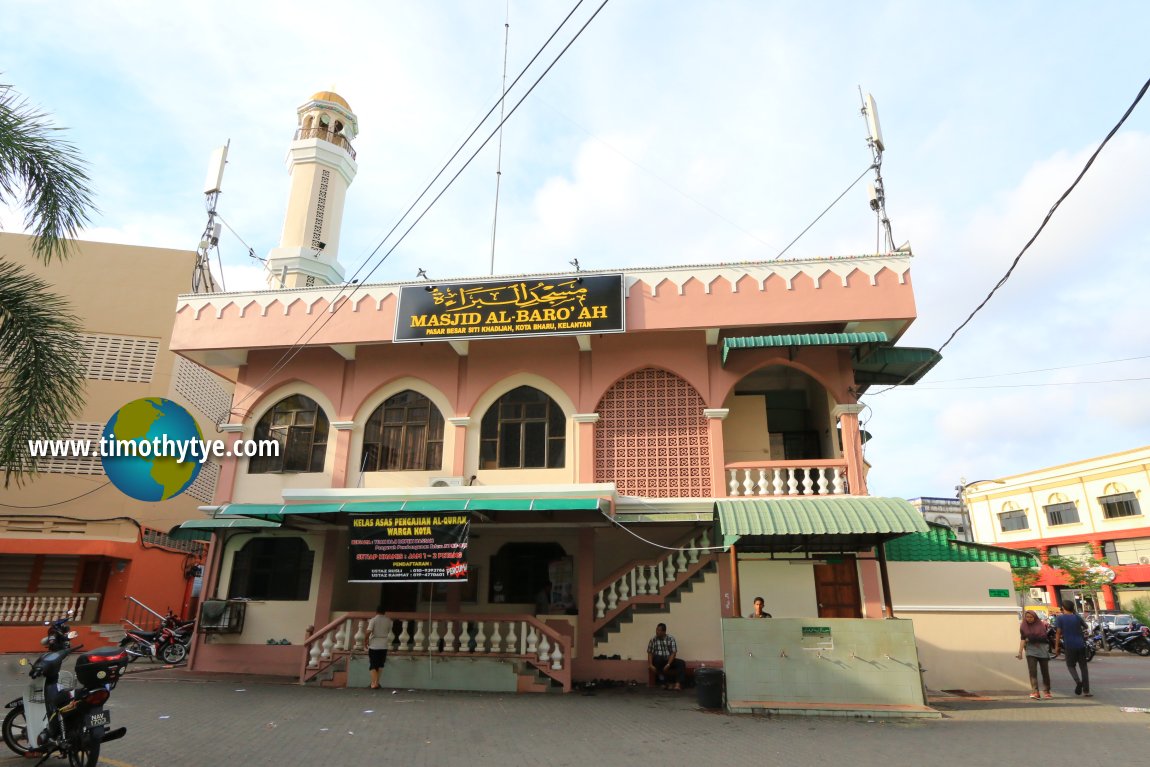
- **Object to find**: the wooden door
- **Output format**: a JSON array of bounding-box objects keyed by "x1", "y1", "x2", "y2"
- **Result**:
[{"x1": 813, "y1": 559, "x2": 862, "y2": 618}]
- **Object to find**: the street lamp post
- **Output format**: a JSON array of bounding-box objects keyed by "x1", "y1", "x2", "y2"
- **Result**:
[{"x1": 954, "y1": 477, "x2": 1007, "y2": 543}]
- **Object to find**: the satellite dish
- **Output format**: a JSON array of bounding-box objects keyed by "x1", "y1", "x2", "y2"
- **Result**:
[{"x1": 864, "y1": 93, "x2": 884, "y2": 152}]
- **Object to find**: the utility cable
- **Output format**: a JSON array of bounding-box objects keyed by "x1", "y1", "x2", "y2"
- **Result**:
[
  {"x1": 227, "y1": 0, "x2": 595, "y2": 419},
  {"x1": 864, "y1": 73, "x2": 1150, "y2": 397},
  {"x1": 0, "y1": 481, "x2": 111, "y2": 508},
  {"x1": 901, "y1": 375, "x2": 1150, "y2": 391},
  {"x1": 921, "y1": 354, "x2": 1150, "y2": 384},
  {"x1": 227, "y1": 0, "x2": 611, "y2": 420},
  {"x1": 489, "y1": 1, "x2": 512, "y2": 275},
  {"x1": 772, "y1": 165, "x2": 873, "y2": 260}
]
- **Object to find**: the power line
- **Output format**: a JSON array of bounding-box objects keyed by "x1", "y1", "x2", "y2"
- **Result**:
[
  {"x1": 922, "y1": 354, "x2": 1150, "y2": 384},
  {"x1": 904, "y1": 375, "x2": 1150, "y2": 391},
  {"x1": 228, "y1": 0, "x2": 602, "y2": 419},
  {"x1": 864, "y1": 73, "x2": 1150, "y2": 398},
  {"x1": 0, "y1": 481, "x2": 111, "y2": 508},
  {"x1": 772, "y1": 165, "x2": 873, "y2": 260}
]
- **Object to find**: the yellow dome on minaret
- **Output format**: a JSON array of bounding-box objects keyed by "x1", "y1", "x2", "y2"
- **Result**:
[{"x1": 311, "y1": 91, "x2": 351, "y2": 111}]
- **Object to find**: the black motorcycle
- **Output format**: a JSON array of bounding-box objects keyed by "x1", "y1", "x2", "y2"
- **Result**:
[
  {"x1": 1101, "y1": 625, "x2": 1150, "y2": 656},
  {"x1": 1046, "y1": 624, "x2": 1096, "y2": 661},
  {"x1": 2, "y1": 644, "x2": 129, "y2": 766}
]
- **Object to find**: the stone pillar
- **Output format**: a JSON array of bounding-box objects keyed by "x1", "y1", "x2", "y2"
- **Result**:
[
  {"x1": 330, "y1": 421, "x2": 355, "y2": 488},
  {"x1": 574, "y1": 528, "x2": 596, "y2": 678},
  {"x1": 832, "y1": 404, "x2": 867, "y2": 495},
  {"x1": 447, "y1": 417, "x2": 471, "y2": 476},
  {"x1": 573, "y1": 414, "x2": 599, "y2": 484},
  {"x1": 704, "y1": 409, "x2": 729, "y2": 497}
]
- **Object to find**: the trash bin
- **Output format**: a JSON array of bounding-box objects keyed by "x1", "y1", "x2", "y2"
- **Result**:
[{"x1": 694, "y1": 667, "x2": 724, "y2": 709}]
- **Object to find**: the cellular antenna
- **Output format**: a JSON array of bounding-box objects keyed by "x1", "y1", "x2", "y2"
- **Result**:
[
  {"x1": 193, "y1": 141, "x2": 230, "y2": 293},
  {"x1": 858, "y1": 90, "x2": 895, "y2": 253}
]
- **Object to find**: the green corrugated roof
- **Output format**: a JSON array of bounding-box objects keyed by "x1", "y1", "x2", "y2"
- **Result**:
[
  {"x1": 716, "y1": 496, "x2": 928, "y2": 547},
  {"x1": 179, "y1": 518, "x2": 282, "y2": 530},
  {"x1": 216, "y1": 497, "x2": 603, "y2": 521},
  {"x1": 884, "y1": 523, "x2": 1039, "y2": 566},
  {"x1": 721, "y1": 332, "x2": 889, "y2": 364},
  {"x1": 852, "y1": 346, "x2": 941, "y2": 388}
]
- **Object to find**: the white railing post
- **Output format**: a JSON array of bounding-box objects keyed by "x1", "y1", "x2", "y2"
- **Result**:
[
  {"x1": 489, "y1": 622, "x2": 502, "y2": 653},
  {"x1": 741, "y1": 470, "x2": 754, "y2": 496},
  {"x1": 550, "y1": 642, "x2": 563, "y2": 670},
  {"x1": 817, "y1": 469, "x2": 830, "y2": 495},
  {"x1": 755, "y1": 468, "x2": 770, "y2": 496},
  {"x1": 429, "y1": 620, "x2": 441, "y2": 653},
  {"x1": 786, "y1": 469, "x2": 799, "y2": 495},
  {"x1": 475, "y1": 621, "x2": 487, "y2": 653},
  {"x1": 505, "y1": 621, "x2": 518, "y2": 653},
  {"x1": 728, "y1": 470, "x2": 740, "y2": 496},
  {"x1": 772, "y1": 468, "x2": 785, "y2": 495},
  {"x1": 353, "y1": 620, "x2": 366, "y2": 651},
  {"x1": 398, "y1": 621, "x2": 411, "y2": 651},
  {"x1": 443, "y1": 621, "x2": 456, "y2": 653},
  {"x1": 413, "y1": 620, "x2": 426, "y2": 652},
  {"x1": 833, "y1": 468, "x2": 845, "y2": 494},
  {"x1": 802, "y1": 470, "x2": 814, "y2": 495},
  {"x1": 526, "y1": 625, "x2": 538, "y2": 655},
  {"x1": 307, "y1": 642, "x2": 321, "y2": 669},
  {"x1": 538, "y1": 634, "x2": 551, "y2": 665},
  {"x1": 595, "y1": 590, "x2": 606, "y2": 618}
]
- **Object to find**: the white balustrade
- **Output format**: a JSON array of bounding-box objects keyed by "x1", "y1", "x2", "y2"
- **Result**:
[
  {"x1": 538, "y1": 634, "x2": 551, "y2": 665},
  {"x1": 474, "y1": 621, "x2": 487, "y2": 653},
  {"x1": 526, "y1": 625, "x2": 538, "y2": 655},
  {"x1": 413, "y1": 621, "x2": 426, "y2": 652},
  {"x1": 429, "y1": 621, "x2": 441, "y2": 652},
  {"x1": 353, "y1": 620, "x2": 366, "y2": 651},
  {"x1": 320, "y1": 633, "x2": 334, "y2": 662},
  {"x1": 595, "y1": 590, "x2": 606, "y2": 619},
  {"x1": 726, "y1": 464, "x2": 849, "y2": 497}
]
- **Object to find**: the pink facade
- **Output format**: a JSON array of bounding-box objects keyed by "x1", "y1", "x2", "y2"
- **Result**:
[{"x1": 173, "y1": 255, "x2": 927, "y2": 689}]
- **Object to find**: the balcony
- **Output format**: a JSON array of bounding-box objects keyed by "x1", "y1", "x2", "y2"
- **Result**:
[
  {"x1": 293, "y1": 127, "x2": 356, "y2": 160},
  {"x1": 725, "y1": 459, "x2": 851, "y2": 497}
]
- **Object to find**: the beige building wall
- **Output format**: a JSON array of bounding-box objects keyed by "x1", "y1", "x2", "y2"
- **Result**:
[
  {"x1": 595, "y1": 569, "x2": 723, "y2": 661},
  {"x1": 888, "y1": 561, "x2": 1026, "y2": 691},
  {"x1": 0, "y1": 234, "x2": 234, "y2": 532},
  {"x1": 736, "y1": 557, "x2": 819, "y2": 617},
  {"x1": 966, "y1": 446, "x2": 1150, "y2": 546}
]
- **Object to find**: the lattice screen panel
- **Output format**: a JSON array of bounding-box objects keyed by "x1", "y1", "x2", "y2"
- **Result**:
[
  {"x1": 36, "y1": 423, "x2": 105, "y2": 475},
  {"x1": 174, "y1": 357, "x2": 233, "y2": 425},
  {"x1": 186, "y1": 460, "x2": 220, "y2": 503},
  {"x1": 594, "y1": 368, "x2": 711, "y2": 497},
  {"x1": 82, "y1": 334, "x2": 159, "y2": 383}
]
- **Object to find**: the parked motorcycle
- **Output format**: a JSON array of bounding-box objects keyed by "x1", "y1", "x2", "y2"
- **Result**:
[
  {"x1": 161, "y1": 610, "x2": 195, "y2": 649},
  {"x1": 1101, "y1": 625, "x2": 1150, "y2": 656},
  {"x1": 119, "y1": 622, "x2": 187, "y2": 664},
  {"x1": 42, "y1": 610, "x2": 79, "y2": 653},
  {"x1": 2, "y1": 643, "x2": 129, "y2": 765},
  {"x1": 1046, "y1": 624, "x2": 1096, "y2": 661}
]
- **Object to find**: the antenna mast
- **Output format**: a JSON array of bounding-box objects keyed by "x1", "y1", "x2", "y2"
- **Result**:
[
  {"x1": 489, "y1": 3, "x2": 511, "y2": 275},
  {"x1": 858, "y1": 90, "x2": 895, "y2": 253},
  {"x1": 193, "y1": 141, "x2": 229, "y2": 293}
]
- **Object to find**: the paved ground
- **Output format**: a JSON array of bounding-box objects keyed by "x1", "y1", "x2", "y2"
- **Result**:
[{"x1": 2, "y1": 653, "x2": 1147, "y2": 767}]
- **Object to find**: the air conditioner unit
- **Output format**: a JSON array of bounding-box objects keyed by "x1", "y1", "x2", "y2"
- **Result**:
[
  {"x1": 429, "y1": 476, "x2": 466, "y2": 488},
  {"x1": 1140, "y1": 557, "x2": 1150, "y2": 565},
  {"x1": 1029, "y1": 588, "x2": 1046, "y2": 601}
]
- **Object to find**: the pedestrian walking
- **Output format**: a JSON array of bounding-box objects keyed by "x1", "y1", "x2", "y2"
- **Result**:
[
  {"x1": 1053, "y1": 599, "x2": 1092, "y2": 697},
  {"x1": 1016, "y1": 609, "x2": 1052, "y2": 699}
]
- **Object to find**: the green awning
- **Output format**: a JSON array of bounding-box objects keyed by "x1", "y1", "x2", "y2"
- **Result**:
[
  {"x1": 852, "y1": 346, "x2": 941, "y2": 388},
  {"x1": 715, "y1": 496, "x2": 929, "y2": 551},
  {"x1": 178, "y1": 518, "x2": 282, "y2": 530},
  {"x1": 216, "y1": 497, "x2": 605, "y2": 521},
  {"x1": 722, "y1": 332, "x2": 889, "y2": 365},
  {"x1": 884, "y1": 523, "x2": 1039, "y2": 567}
]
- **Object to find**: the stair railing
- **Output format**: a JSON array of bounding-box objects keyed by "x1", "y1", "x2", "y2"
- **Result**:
[
  {"x1": 300, "y1": 611, "x2": 573, "y2": 692},
  {"x1": 591, "y1": 528, "x2": 715, "y2": 633}
]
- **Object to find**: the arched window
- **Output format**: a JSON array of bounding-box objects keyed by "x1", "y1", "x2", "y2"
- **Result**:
[
  {"x1": 248, "y1": 394, "x2": 329, "y2": 474},
  {"x1": 361, "y1": 390, "x2": 445, "y2": 471},
  {"x1": 480, "y1": 386, "x2": 565, "y2": 469},
  {"x1": 227, "y1": 537, "x2": 314, "y2": 601}
]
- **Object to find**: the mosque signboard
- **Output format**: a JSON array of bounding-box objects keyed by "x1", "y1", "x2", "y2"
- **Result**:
[{"x1": 394, "y1": 273, "x2": 625, "y2": 342}]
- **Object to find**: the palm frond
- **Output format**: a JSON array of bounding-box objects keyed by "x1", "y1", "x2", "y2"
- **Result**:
[
  {"x1": 0, "y1": 259, "x2": 86, "y2": 486},
  {"x1": 0, "y1": 82, "x2": 96, "y2": 264}
]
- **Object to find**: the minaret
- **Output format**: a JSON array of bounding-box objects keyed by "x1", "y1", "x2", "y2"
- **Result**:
[{"x1": 265, "y1": 91, "x2": 358, "y2": 289}]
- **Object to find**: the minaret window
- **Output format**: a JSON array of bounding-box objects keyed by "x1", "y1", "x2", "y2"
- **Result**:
[
  {"x1": 249, "y1": 394, "x2": 330, "y2": 474},
  {"x1": 361, "y1": 390, "x2": 445, "y2": 471}
]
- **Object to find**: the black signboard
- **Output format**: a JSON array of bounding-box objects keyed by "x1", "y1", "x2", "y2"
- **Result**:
[
  {"x1": 394, "y1": 274, "x2": 625, "y2": 342},
  {"x1": 348, "y1": 513, "x2": 470, "y2": 583}
]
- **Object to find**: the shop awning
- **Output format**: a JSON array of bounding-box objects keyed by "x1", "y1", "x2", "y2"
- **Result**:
[
  {"x1": 214, "y1": 497, "x2": 606, "y2": 522},
  {"x1": 722, "y1": 332, "x2": 889, "y2": 365},
  {"x1": 715, "y1": 496, "x2": 929, "y2": 551},
  {"x1": 177, "y1": 518, "x2": 282, "y2": 530},
  {"x1": 852, "y1": 346, "x2": 941, "y2": 388}
]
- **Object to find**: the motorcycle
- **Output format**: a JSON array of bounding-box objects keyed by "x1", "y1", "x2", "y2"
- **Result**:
[
  {"x1": 42, "y1": 610, "x2": 78, "y2": 653},
  {"x1": 2, "y1": 643, "x2": 129, "y2": 766},
  {"x1": 161, "y1": 610, "x2": 195, "y2": 649},
  {"x1": 119, "y1": 622, "x2": 187, "y2": 664},
  {"x1": 1101, "y1": 625, "x2": 1150, "y2": 656},
  {"x1": 1046, "y1": 624, "x2": 1096, "y2": 661}
]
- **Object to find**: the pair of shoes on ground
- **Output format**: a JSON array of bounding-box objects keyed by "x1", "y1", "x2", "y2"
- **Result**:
[
  {"x1": 1028, "y1": 691, "x2": 1052, "y2": 699},
  {"x1": 664, "y1": 684, "x2": 682, "y2": 691},
  {"x1": 369, "y1": 684, "x2": 380, "y2": 689}
]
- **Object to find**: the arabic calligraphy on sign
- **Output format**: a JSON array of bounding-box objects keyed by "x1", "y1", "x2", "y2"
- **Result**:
[
  {"x1": 430, "y1": 279, "x2": 589, "y2": 312},
  {"x1": 394, "y1": 273, "x2": 624, "y2": 342}
]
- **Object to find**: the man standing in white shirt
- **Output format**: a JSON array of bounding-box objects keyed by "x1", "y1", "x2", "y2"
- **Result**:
[{"x1": 365, "y1": 605, "x2": 391, "y2": 690}]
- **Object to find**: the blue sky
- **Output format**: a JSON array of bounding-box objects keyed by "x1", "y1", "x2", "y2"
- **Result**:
[{"x1": 3, "y1": 0, "x2": 1148, "y2": 499}]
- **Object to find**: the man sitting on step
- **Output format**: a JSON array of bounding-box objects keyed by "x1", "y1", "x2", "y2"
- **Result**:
[{"x1": 647, "y1": 622, "x2": 687, "y2": 691}]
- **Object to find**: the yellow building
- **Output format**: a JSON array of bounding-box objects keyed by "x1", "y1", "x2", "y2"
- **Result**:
[
  {"x1": 965, "y1": 445, "x2": 1150, "y2": 609},
  {"x1": 0, "y1": 234, "x2": 233, "y2": 650}
]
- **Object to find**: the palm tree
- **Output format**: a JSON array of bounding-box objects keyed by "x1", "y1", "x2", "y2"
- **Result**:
[{"x1": 0, "y1": 81, "x2": 96, "y2": 487}]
